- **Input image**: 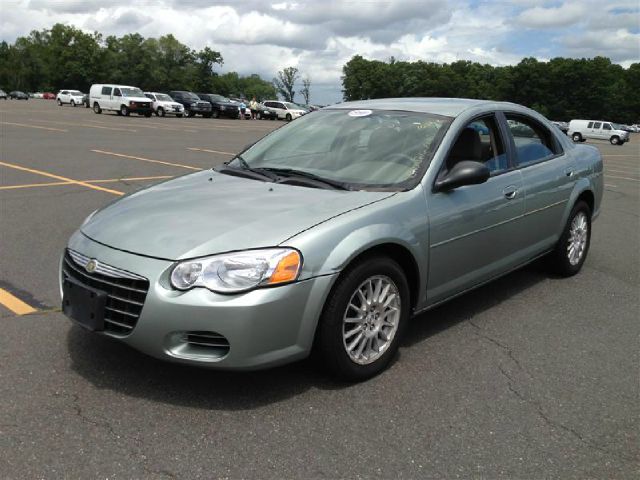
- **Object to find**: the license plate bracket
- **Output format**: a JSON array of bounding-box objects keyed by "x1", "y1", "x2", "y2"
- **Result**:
[{"x1": 62, "y1": 277, "x2": 106, "y2": 331}]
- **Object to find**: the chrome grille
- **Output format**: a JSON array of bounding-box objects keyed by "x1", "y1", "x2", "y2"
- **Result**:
[{"x1": 62, "y1": 249, "x2": 149, "y2": 335}]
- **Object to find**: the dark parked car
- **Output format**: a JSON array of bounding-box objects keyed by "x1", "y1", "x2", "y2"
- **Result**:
[
  {"x1": 168, "y1": 91, "x2": 212, "y2": 118},
  {"x1": 0, "y1": 89, "x2": 7, "y2": 100},
  {"x1": 196, "y1": 93, "x2": 240, "y2": 119},
  {"x1": 552, "y1": 121, "x2": 569, "y2": 134},
  {"x1": 254, "y1": 102, "x2": 278, "y2": 120},
  {"x1": 82, "y1": 93, "x2": 90, "y2": 108},
  {"x1": 9, "y1": 91, "x2": 29, "y2": 100}
]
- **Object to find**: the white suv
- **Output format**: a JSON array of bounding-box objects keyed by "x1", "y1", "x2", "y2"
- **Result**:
[
  {"x1": 568, "y1": 119, "x2": 630, "y2": 146},
  {"x1": 144, "y1": 92, "x2": 185, "y2": 117},
  {"x1": 56, "y1": 90, "x2": 84, "y2": 107},
  {"x1": 263, "y1": 100, "x2": 307, "y2": 121}
]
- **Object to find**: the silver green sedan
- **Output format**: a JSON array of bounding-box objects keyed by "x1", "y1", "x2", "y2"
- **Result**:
[{"x1": 60, "y1": 98, "x2": 603, "y2": 380}]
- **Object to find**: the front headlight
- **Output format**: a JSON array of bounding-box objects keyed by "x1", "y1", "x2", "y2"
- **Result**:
[{"x1": 170, "y1": 248, "x2": 302, "y2": 293}]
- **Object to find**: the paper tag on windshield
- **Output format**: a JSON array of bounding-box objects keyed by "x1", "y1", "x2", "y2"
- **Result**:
[{"x1": 348, "y1": 109, "x2": 372, "y2": 117}]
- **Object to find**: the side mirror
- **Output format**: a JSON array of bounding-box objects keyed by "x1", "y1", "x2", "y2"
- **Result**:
[{"x1": 434, "y1": 161, "x2": 490, "y2": 192}]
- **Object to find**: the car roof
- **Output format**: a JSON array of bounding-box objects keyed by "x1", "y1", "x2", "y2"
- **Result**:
[{"x1": 328, "y1": 97, "x2": 520, "y2": 117}]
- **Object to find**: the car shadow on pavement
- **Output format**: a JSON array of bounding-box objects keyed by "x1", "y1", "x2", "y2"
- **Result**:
[
  {"x1": 403, "y1": 262, "x2": 550, "y2": 348},
  {"x1": 67, "y1": 261, "x2": 551, "y2": 411}
]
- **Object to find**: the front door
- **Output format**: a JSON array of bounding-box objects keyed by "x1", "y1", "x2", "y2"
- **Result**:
[{"x1": 426, "y1": 115, "x2": 526, "y2": 305}]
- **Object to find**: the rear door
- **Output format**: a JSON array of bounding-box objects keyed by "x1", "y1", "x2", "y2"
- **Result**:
[
  {"x1": 590, "y1": 122, "x2": 603, "y2": 140},
  {"x1": 502, "y1": 113, "x2": 575, "y2": 254}
]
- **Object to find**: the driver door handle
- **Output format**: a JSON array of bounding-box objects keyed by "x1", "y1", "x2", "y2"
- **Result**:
[{"x1": 503, "y1": 186, "x2": 519, "y2": 200}]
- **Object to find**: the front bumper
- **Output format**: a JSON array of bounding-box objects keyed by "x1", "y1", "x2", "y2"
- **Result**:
[{"x1": 61, "y1": 231, "x2": 336, "y2": 370}]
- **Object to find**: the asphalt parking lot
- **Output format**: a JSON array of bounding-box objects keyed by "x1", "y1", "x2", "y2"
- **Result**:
[{"x1": 0, "y1": 100, "x2": 638, "y2": 479}]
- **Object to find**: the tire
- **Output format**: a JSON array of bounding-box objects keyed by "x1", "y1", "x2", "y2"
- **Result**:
[
  {"x1": 176, "y1": 114, "x2": 183, "y2": 118},
  {"x1": 57, "y1": 99, "x2": 62, "y2": 106},
  {"x1": 144, "y1": 112, "x2": 152, "y2": 117},
  {"x1": 157, "y1": 107, "x2": 165, "y2": 117},
  {"x1": 93, "y1": 102, "x2": 102, "y2": 114},
  {"x1": 572, "y1": 133, "x2": 582, "y2": 142},
  {"x1": 548, "y1": 201, "x2": 592, "y2": 277},
  {"x1": 315, "y1": 256, "x2": 410, "y2": 381},
  {"x1": 610, "y1": 136, "x2": 620, "y2": 145},
  {"x1": 256, "y1": 112, "x2": 261, "y2": 120},
  {"x1": 286, "y1": 113, "x2": 292, "y2": 122},
  {"x1": 213, "y1": 110, "x2": 219, "y2": 118},
  {"x1": 70, "y1": 100, "x2": 75, "y2": 107},
  {"x1": 203, "y1": 113, "x2": 212, "y2": 118},
  {"x1": 187, "y1": 111, "x2": 195, "y2": 118},
  {"x1": 120, "y1": 105, "x2": 129, "y2": 116}
]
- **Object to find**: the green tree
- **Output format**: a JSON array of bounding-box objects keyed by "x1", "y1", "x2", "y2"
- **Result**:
[
  {"x1": 273, "y1": 66, "x2": 299, "y2": 102},
  {"x1": 299, "y1": 76, "x2": 311, "y2": 104}
]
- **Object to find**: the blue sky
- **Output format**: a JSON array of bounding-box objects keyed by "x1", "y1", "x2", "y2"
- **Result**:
[{"x1": 1, "y1": 0, "x2": 638, "y2": 104}]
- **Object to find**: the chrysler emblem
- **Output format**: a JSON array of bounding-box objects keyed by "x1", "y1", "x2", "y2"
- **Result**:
[{"x1": 85, "y1": 259, "x2": 98, "y2": 273}]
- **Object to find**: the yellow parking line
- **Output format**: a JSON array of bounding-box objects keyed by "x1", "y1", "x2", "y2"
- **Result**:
[
  {"x1": 0, "y1": 175, "x2": 172, "y2": 191},
  {"x1": 0, "y1": 161, "x2": 124, "y2": 195},
  {"x1": 1, "y1": 121, "x2": 67, "y2": 132},
  {"x1": 0, "y1": 287, "x2": 37, "y2": 315},
  {"x1": 91, "y1": 149, "x2": 202, "y2": 170},
  {"x1": 187, "y1": 147, "x2": 235, "y2": 156},
  {"x1": 31, "y1": 119, "x2": 135, "y2": 132}
]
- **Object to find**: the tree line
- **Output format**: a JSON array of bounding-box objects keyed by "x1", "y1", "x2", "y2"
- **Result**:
[
  {"x1": 342, "y1": 55, "x2": 639, "y2": 124},
  {"x1": 0, "y1": 23, "x2": 276, "y2": 99}
]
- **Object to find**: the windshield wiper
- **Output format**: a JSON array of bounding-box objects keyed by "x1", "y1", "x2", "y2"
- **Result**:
[
  {"x1": 218, "y1": 155, "x2": 279, "y2": 182},
  {"x1": 260, "y1": 167, "x2": 350, "y2": 190}
]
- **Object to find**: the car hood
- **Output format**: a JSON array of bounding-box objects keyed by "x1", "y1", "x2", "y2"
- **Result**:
[
  {"x1": 81, "y1": 170, "x2": 394, "y2": 261},
  {"x1": 124, "y1": 96, "x2": 151, "y2": 102},
  {"x1": 158, "y1": 101, "x2": 182, "y2": 107}
]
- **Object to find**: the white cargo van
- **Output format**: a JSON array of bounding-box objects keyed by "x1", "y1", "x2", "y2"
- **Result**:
[
  {"x1": 567, "y1": 119, "x2": 630, "y2": 146},
  {"x1": 89, "y1": 84, "x2": 153, "y2": 117}
]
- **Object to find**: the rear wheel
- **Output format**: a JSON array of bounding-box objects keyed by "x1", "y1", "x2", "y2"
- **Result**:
[
  {"x1": 548, "y1": 201, "x2": 591, "y2": 277},
  {"x1": 610, "y1": 136, "x2": 620, "y2": 145},
  {"x1": 93, "y1": 102, "x2": 102, "y2": 114},
  {"x1": 120, "y1": 105, "x2": 129, "y2": 116},
  {"x1": 315, "y1": 256, "x2": 410, "y2": 381},
  {"x1": 572, "y1": 133, "x2": 582, "y2": 142},
  {"x1": 57, "y1": 99, "x2": 62, "y2": 106},
  {"x1": 203, "y1": 113, "x2": 212, "y2": 118}
]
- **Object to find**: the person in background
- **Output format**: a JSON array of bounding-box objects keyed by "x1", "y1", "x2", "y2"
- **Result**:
[
  {"x1": 249, "y1": 96, "x2": 258, "y2": 119},
  {"x1": 239, "y1": 99, "x2": 247, "y2": 119}
]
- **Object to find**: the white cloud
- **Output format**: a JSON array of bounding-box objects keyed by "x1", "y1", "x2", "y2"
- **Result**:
[{"x1": 0, "y1": 0, "x2": 638, "y2": 104}]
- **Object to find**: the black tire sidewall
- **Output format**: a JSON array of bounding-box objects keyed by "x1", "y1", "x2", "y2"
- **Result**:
[
  {"x1": 316, "y1": 256, "x2": 410, "y2": 381},
  {"x1": 572, "y1": 133, "x2": 581, "y2": 142}
]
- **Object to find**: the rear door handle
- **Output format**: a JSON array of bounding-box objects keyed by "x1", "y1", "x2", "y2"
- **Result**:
[{"x1": 503, "y1": 186, "x2": 518, "y2": 200}]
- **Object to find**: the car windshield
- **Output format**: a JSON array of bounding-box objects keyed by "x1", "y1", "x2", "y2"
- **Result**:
[
  {"x1": 215, "y1": 95, "x2": 231, "y2": 102},
  {"x1": 121, "y1": 87, "x2": 145, "y2": 97},
  {"x1": 156, "y1": 94, "x2": 173, "y2": 101},
  {"x1": 611, "y1": 123, "x2": 623, "y2": 130},
  {"x1": 228, "y1": 109, "x2": 449, "y2": 189},
  {"x1": 181, "y1": 92, "x2": 199, "y2": 100}
]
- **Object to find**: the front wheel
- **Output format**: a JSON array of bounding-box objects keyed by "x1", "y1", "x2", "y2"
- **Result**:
[
  {"x1": 120, "y1": 105, "x2": 129, "y2": 116},
  {"x1": 70, "y1": 100, "x2": 76, "y2": 107},
  {"x1": 548, "y1": 201, "x2": 591, "y2": 277},
  {"x1": 57, "y1": 99, "x2": 62, "y2": 106},
  {"x1": 285, "y1": 113, "x2": 292, "y2": 121},
  {"x1": 315, "y1": 256, "x2": 410, "y2": 381},
  {"x1": 157, "y1": 107, "x2": 165, "y2": 117},
  {"x1": 93, "y1": 103, "x2": 102, "y2": 114},
  {"x1": 610, "y1": 136, "x2": 620, "y2": 145}
]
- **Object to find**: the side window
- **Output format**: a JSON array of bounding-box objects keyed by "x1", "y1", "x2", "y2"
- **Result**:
[
  {"x1": 593, "y1": 122, "x2": 602, "y2": 129},
  {"x1": 101, "y1": 86, "x2": 112, "y2": 95},
  {"x1": 445, "y1": 116, "x2": 508, "y2": 174},
  {"x1": 276, "y1": 103, "x2": 285, "y2": 109},
  {"x1": 145, "y1": 94, "x2": 154, "y2": 100},
  {"x1": 61, "y1": 90, "x2": 68, "y2": 95},
  {"x1": 505, "y1": 115, "x2": 558, "y2": 167},
  {"x1": 587, "y1": 121, "x2": 593, "y2": 128},
  {"x1": 603, "y1": 123, "x2": 611, "y2": 131},
  {"x1": 113, "y1": 88, "x2": 121, "y2": 97}
]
